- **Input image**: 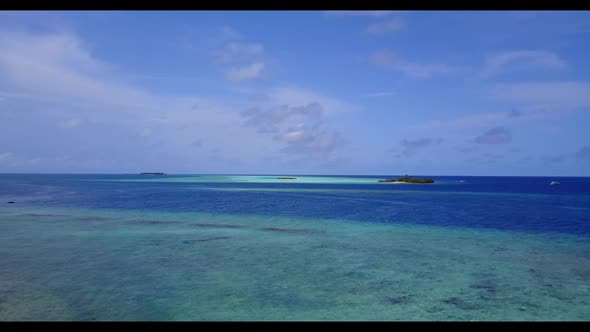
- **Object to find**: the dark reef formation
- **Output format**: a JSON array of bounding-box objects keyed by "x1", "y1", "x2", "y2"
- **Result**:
[{"x1": 379, "y1": 176, "x2": 434, "y2": 184}]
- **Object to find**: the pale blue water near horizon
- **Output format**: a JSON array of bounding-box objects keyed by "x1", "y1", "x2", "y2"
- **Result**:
[{"x1": 1, "y1": 174, "x2": 589, "y2": 320}]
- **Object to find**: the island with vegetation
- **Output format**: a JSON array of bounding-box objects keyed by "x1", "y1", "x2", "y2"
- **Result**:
[
  {"x1": 277, "y1": 177, "x2": 297, "y2": 180},
  {"x1": 379, "y1": 176, "x2": 434, "y2": 184},
  {"x1": 140, "y1": 172, "x2": 166, "y2": 175}
]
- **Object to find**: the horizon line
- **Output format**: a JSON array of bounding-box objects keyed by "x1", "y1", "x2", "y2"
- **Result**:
[{"x1": 0, "y1": 172, "x2": 588, "y2": 178}]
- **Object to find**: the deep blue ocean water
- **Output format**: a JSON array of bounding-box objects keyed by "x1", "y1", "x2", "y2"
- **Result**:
[
  {"x1": 1, "y1": 174, "x2": 589, "y2": 320},
  {"x1": 2, "y1": 174, "x2": 589, "y2": 235}
]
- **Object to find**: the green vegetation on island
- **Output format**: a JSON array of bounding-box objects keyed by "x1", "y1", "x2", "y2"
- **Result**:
[
  {"x1": 379, "y1": 176, "x2": 434, "y2": 184},
  {"x1": 277, "y1": 177, "x2": 298, "y2": 180}
]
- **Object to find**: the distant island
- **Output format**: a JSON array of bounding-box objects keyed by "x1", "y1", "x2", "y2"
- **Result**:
[
  {"x1": 277, "y1": 177, "x2": 297, "y2": 180},
  {"x1": 140, "y1": 172, "x2": 166, "y2": 175},
  {"x1": 379, "y1": 176, "x2": 434, "y2": 184}
]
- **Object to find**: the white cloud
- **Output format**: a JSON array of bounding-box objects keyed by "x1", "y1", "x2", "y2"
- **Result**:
[
  {"x1": 0, "y1": 30, "x2": 276, "y2": 171},
  {"x1": 324, "y1": 11, "x2": 396, "y2": 18},
  {"x1": 369, "y1": 49, "x2": 456, "y2": 78},
  {"x1": 241, "y1": 100, "x2": 349, "y2": 162},
  {"x1": 220, "y1": 26, "x2": 242, "y2": 40},
  {"x1": 369, "y1": 49, "x2": 399, "y2": 66},
  {"x1": 474, "y1": 127, "x2": 512, "y2": 144},
  {"x1": 274, "y1": 124, "x2": 346, "y2": 162},
  {"x1": 0, "y1": 152, "x2": 41, "y2": 168},
  {"x1": 191, "y1": 139, "x2": 203, "y2": 148},
  {"x1": 365, "y1": 90, "x2": 396, "y2": 97},
  {"x1": 0, "y1": 30, "x2": 160, "y2": 110},
  {"x1": 237, "y1": 86, "x2": 356, "y2": 162},
  {"x1": 225, "y1": 62, "x2": 265, "y2": 81},
  {"x1": 248, "y1": 92, "x2": 271, "y2": 102},
  {"x1": 268, "y1": 86, "x2": 359, "y2": 114},
  {"x1": 366, "y1": 18, "x2": 406, "y2": 35},
  {"x1": 396, "y1": 62, "x2": 454, "y2": 79},
  {"x1": 215, "y1": 42, "x2": 264, "y2": 64},
  {"x1": 60, "y1": 118, "x2": 81, "y2": 128},
  {"x1": 0, "y1": 29, "x2": 355, "y2": 172},
  {"x1": 0, "y1": 30, "x2": 106, "y2": 73},
  {"x1": 491, "y1": 81, "x2": 590, "y2": 109},
  {"x1": 482, "y1": 50, "x2": 566, "y2": 78},
  {"x1": 278, "y1": 128, "x2": 306, "y2": 143},
  {"x1": 576, "y1": 146, "x2": 590, "y2": 160},
  {"x1": 0, "y1": 152, "x2": 12, "y2": 162},
  {"x1": 138, "y1": 128, "x2": 153, "y2": 137},
  {"x1": 415, "y1": 112, "x2": 509, "y2": 130},
  {"x1": 415, "y1": 106, "x2": 565, "y2": 131},
  {"x1": 395, "y1": 138, "x2": 443, "y2": 157},
  {"x1": 242, "y1": 102, "x2": 323, "y2": 133}
]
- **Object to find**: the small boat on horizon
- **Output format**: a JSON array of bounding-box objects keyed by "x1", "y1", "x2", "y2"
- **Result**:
[{"x1": 550, "y1": 181, "x2": 560, "y2": 186}]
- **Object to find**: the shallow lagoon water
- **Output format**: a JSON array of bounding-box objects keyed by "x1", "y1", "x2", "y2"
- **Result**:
[
  {"x1": 106, "y1": 174, "x2": 390, "y2": 185},
  {"x1": 1, "y1": 174, "x2": 589, "y2": 320}
]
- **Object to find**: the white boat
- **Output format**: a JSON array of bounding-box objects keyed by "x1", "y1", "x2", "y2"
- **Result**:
[{"x1": 550, "y1": 181, "x2": 560, "y2": 186}]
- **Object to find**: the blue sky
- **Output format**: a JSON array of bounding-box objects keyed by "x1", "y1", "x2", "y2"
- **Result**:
[{"x1": 0, "y1": 10, "x2": 589, "y2": 175}]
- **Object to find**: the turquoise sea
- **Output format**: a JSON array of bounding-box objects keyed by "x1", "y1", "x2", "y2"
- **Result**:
[{"x1": 0, "y1": 174, "x2": 589, "y2": 320}]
